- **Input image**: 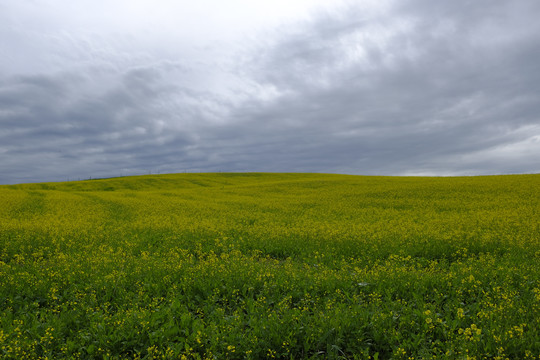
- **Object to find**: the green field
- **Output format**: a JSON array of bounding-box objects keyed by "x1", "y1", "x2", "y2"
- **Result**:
[{"x1": 1, "y1": 173, "x2": 539, "y2": 359}]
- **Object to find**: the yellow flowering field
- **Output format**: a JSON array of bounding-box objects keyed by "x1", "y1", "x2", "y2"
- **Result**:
[{"x1": 0, "y1": 173, "x2": 539, "y2": 359}]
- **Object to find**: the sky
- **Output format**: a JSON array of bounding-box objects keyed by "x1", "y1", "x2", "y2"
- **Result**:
[{"x1": 1, "y1": 0, "x2": 540, "y2": 184}]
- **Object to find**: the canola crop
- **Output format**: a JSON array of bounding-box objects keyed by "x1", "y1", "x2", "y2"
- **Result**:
[{"x1": 0, "y1": 173, "x2": 539, "y2": 359}]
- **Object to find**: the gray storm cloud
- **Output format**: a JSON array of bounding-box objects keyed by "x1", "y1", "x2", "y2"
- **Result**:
[{"x1": 1, "y1": 0, "x2": 539, "y2": 184}]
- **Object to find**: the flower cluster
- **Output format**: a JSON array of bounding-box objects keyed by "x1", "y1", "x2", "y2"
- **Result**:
[{"x1": 0, "y1": 173, "x2": 539, "y2": 359}]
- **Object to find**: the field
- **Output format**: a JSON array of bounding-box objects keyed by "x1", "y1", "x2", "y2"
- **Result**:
[{"x1": 0, "y1": 173, "x2": 539, "y2": 359}]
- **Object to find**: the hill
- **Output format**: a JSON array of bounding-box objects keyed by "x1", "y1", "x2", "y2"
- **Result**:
[{"x1": 1, "y1": 173, "x2": 539, "y2": 359}]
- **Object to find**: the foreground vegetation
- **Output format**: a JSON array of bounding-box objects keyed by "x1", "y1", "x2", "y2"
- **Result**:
[{"x1": 1, "y1": 173, "x2": 539, "y2": 359}]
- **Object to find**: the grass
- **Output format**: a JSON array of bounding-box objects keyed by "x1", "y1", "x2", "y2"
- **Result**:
[{"x1": 0, "y1": 173, "x2": 539, "y2": 359}]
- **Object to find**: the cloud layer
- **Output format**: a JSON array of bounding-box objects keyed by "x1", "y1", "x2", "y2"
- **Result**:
[{"x1": 1, "y1": 0, "x2": 539, "y2": 184}]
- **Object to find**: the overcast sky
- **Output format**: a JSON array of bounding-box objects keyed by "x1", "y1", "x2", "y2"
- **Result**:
[{"x1": 1, "y1": 0, "x2": 539, "y2": 184}]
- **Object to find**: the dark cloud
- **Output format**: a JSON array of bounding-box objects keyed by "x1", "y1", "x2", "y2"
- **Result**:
[
  {"x1": 222, "y1": 0, "x2": 540, "y2": 175},
  {"x1": 0, "y1": 65, "x2": 207, "y2": 183},
  {"x1": 1, "y1": 0, "x2": 539, "y2": 184}
]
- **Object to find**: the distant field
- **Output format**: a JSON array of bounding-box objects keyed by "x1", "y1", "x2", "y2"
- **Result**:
[{"x1": 1, "y1": 173, "x2": 539, "y2": 359}]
